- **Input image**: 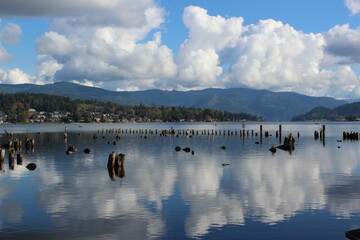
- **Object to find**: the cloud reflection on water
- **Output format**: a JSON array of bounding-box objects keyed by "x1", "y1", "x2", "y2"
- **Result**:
[{"x1": 1, "y1": 130, "x2": 360, "y2": 239}]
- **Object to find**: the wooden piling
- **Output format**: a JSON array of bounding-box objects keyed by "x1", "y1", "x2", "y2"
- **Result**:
[
  {"x1": 17, "y1": 153, "x2": 23, "y2": 165},
  {"x1": 279, "y1": 125, "x2": 282, "y2": 136},
  {"x1": 0, "y1": 148, "x2": 5, "y2": 161},
  {"x1": 107, "y1": 152, "x2": 116, "y2": 168},
  {"x1": 9, "y1": 150, "x2": 14, "y2": 170}
]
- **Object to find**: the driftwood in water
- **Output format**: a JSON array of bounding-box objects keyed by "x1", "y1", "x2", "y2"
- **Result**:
[{"x1": 277, "y1": 134, "x2": 295, "y2": 151}]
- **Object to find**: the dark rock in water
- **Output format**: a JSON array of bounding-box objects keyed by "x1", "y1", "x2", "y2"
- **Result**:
[
  {"x1": 221, "y1": 146, "x2": 227, "y2": 150},
  {"x1": 84, "y1": 148, "x2": 91, "y2": 154},
  {"x1": 255, "y1": 142, "x2": 260, "y2": 144},
  {"x1": 191, "y1": 150, "x2": 195, "y2": 155},
  {"x1": 26, "y1": 163, "x2": 36, "y2": 171},
  {"x1": 269, "y1": 146, "x2": 277, "y2": 153},
  {"x1": 182, "y1": 147, "x2": 191, "y2": 152},
  {"x1": 113, "y1": 141, "x2": 116, "y2": 145},
  {"x1": 175, "y1": 146, "x2": 181, "y2": 152},
  {"x1": 345, "y1": 229, "x2": 360, "y2": 240}
]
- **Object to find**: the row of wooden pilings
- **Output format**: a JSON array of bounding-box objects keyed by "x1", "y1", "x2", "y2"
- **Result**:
[
  {"x1": 314, "y1": 125, "x2": 326, "y2": 141},
  {"x1": 0, "y1": 148, "x2": 26, "y2": 171},
  {"x1": 1, "y1": 136, "x2": 37, "y2": 171},
  {"x1": 343, "y1": 131, "x2": 359, "y2": 141},
  {"x1": 3, "y1": 137, "x2": 35, "y2": 151},
  {"x1": 96, "y1": 124, "x2": 287, "y2": 141}
]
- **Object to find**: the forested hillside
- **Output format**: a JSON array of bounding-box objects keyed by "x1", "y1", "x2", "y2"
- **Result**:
[
  {"x1": 292, "y1": 102, "x2": 360, "y2": 121},
  {"x1": 0, "y1": 93, "x2": 261, "y2": 123}
]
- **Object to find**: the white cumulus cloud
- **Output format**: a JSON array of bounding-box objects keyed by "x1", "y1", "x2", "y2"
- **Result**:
[
  {"x1": 35, "y1": 0, "x2": 177, "y2": 90},
  {"x1": 1, "y1": 2, "x2": 360, "y2": 99},
  {"x1": 175, "y1": 6, "x2": 360, "y2": 98},
  {"x1": 0, "y1": 23, "x2": 22, "y2": 45},
  {"x1": 0, "y1": 22, "x2": 22, "y2": 64},
  {"x1": 344, "y1": 0, "x2": 360, "y2": 15},
  {"x1": 0, "y1": 46, "x2": 11, "y2": 64},
  {"x1": 224, "y1": 19, "x2": 325, "y2": 90},
  {"x1": 175, "y1": 6, "x2": 244, "y2": 88},
  {"x1": 324, "y1": 24, "x2": 360, "y2": 66},
  {"x1": 0, "y1": 68, "x2": 34, "y2": 84}
]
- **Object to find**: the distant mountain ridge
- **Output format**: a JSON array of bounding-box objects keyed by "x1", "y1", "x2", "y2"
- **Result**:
[
  {"x1": 0, "y1": 82, "x2": 346, "y2": 121},
  {"x1": 292, "y1": 102, "x2": 360, "y2": 121}
]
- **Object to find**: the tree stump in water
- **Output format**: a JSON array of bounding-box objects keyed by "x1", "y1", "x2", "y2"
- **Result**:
[{"x1": 277, "y1": 134, "x2": 295, "y2": 151}]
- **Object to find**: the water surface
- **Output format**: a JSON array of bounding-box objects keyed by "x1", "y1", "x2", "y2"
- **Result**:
[{"x1": 0, "y1": 122, "x2": 360, "y2": 239}]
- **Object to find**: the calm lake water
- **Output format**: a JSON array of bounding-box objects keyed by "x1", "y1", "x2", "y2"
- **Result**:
[{"x1": 1, "y1": 122, "x2": 360, "y2": 239}]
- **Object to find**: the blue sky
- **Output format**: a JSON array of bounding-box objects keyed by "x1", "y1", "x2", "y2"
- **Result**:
[{"x1": 0, "y1": 0, "x2": 359, "y2": 99}]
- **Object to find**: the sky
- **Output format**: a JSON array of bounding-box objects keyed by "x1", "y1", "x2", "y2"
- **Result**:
[{"x1": 0, "y1": 0, "x2": 359, "y2": 99}]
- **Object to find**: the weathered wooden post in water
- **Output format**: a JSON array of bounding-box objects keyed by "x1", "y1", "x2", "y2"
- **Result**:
[
  {"x1": 116, "y1": 154, "x2": 125, "y2": 178},
  {"x1": 17, "y1": 153, "x2": 23, "y2": 165},
  {"x1": 0, "y1": 148, "x2": 5, "y2": 161},
  {"x1": 107, "y1": 152, "x2": 116, "y2": 168},
  {"x1": 9, "y1": 150, "x2": 15, "y2": 170},
  {"x1": 279, "y1": 125, "x2": 282, "y2": 144},
  {"x1": 0, "y1": 148, "x2": 4, "y2": 171}
]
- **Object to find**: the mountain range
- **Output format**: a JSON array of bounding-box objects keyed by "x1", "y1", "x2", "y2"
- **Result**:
[
  {"x1": 0, "y1": 82, "x2": 346, "y2": 121},
  {"x1": 292, "y1": 102, "x2": 360, "y2": 121}
]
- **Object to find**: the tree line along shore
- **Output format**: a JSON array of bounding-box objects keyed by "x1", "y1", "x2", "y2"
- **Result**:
[{"x1": 0, "y1": 93, "x2": 262, "y2": 124}]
